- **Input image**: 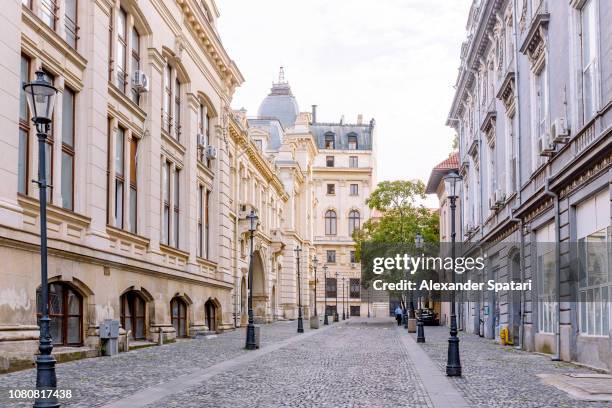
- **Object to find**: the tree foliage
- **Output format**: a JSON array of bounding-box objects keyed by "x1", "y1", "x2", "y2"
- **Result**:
[{"x1": 354, "y1": 180, "x2": 440, "y2": 289}]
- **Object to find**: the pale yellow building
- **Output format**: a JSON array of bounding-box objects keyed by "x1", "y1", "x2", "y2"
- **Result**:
[{"x1": 0, "y1": 1, "x2": 376, "y2": 373}]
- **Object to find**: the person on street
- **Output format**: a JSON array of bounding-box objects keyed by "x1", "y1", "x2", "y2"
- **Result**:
[{"x1": 394, "y1": 305, "x2": 403, "y2": 326}]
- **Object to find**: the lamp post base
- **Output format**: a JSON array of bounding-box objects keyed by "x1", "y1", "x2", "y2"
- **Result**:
[
  {"x1": 33, "y1": 353, "x2": 60, "y2": 408},
  {"x1": 416, "y1": 319, "x2": 425, "y2": 343},
  {"x1": 324, "y1": 313, "x2": 329, "y2": 325},
  {"x1": 245, "y1": 323, "x2": 257, "y2": 350},
  {"x1": 334, "y1": 313, "x2": 339, "y2": 322},
  {"x1": 446, "y1": 335, "x2": 461, "y2": 376},
  {"x1": 297, "y1": 317, "x2": 304, "y2": 333}
]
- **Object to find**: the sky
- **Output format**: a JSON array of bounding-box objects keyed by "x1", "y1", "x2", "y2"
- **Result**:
[{"x1": 217, "y1": 0, "x2": 472, "y2": 207}]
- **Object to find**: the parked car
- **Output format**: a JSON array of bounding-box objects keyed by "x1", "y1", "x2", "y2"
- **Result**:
[{"x1": 419, "y1": 309, "x2": 439, "y2": 325}]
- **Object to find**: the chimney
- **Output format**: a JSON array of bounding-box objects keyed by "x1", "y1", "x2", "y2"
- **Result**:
[
  {"x1": 311, "y1": 105, "x2": 317, "y2": 124},
  {"x1": 357, "y1": 114, "x2": 363, "y2": 125}
]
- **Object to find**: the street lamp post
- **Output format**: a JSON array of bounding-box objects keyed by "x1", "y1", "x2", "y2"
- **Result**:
[
  {"x1": 245, "y1": 210, "x2": 259, "y2": 350},
  {"x1": 415, "y1": 232, "x2": 426, "y2": 343},
  {"x1": 323, "y1": 265, "x2": 329, "y2": 325},
  {"x1": 342, "y1": 277, "x2": 346, "y2": 320},
  {"x1": 346, "y1": 279, "x2": 350, "y2": 319},
  {"x1": 367, "y1": 287, "x2": 371, "y2": 318},
  {"x1": 313, "y1": 255, "x2": 318, "y2": 318},
  {"x1": 403, "y1": 268, "x2": 409, "y2": 329},
  {"x1": 295, "y1": 246, "x2": 304, "y2": 333},
  {"x1": 444, "y1": 171, "x2": 462, "y2": 376},
  {"x1": 334, "y1": 272, "x2": 339, "y2": 322},
  {"x1": 24, "y1": 70, "x2": 60, "y2": 408}
]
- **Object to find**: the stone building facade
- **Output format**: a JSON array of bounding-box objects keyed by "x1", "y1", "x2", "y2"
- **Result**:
[
  {"x1": 0, "y1": 1, "x2": 375, "y2": 372},
  {"x1": 445, "y1": 0, "x2": 611, "y2": 370}
]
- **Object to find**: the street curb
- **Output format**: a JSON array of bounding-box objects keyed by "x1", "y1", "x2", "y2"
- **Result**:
[
  {"x1": 396, "y1": 327, "x2": 470, "y2": 408},
  {"x1": 101, "y1": 320, "x2": 345, "y2": 408}
]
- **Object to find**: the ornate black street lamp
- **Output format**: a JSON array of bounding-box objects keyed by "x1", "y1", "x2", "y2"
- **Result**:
[
  {"x1": 341, "y1": 277, "x2": 346, "y2": 320},
  {"x1": 323, "y1": 265, "x2": 329, "y2": 325},
  {"x1": 295, "y1": 246, "x2": 304, "y2": 333},
  {"x1": 24, "y1": 70, "x2": 60, "y2": 408},
  {"x1": 334, "y1": 272, "x2": 339, "y2": 322},
  {"x1": 415, "y1": 232, "x2": 426, "y2": 343},
  {"x1": 444, "y1": 171, "x2": 462, "y2": 376},
  {"x1": 245, "y1": 210, "x2": 259, "y2": 350},
  {"x1": 312, "y1": 255, "x2": 318, "y2": 318}
]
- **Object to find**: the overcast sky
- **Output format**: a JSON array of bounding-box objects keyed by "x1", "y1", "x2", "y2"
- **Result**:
[{"x1": 217, "y1": 0, "x2": 471, "y2": 207}]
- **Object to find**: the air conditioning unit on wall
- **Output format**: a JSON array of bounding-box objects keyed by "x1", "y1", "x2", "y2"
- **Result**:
[
  {"x1": 551, "y1": 117, "x2": 570, "y2": 144},
  {"x1": 206, "y1": 145, "x2": 218, "y2": 160},
  {"x1": 132, "y1": 71, "x2": 149, "y2": 92}
]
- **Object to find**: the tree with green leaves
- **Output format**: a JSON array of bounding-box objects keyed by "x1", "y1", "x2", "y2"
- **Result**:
[{"x1": 354, "y1": 180, "x2": 440, "y2": 310}]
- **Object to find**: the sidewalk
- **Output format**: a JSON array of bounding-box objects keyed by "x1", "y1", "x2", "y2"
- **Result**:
[{"x1": 414, "y1": 325, "x2": 612, "y2": 408}]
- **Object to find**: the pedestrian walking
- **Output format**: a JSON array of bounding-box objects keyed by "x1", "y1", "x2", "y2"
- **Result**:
[{"x1": 394, "y1": 305, "x2": 403, "y2": 326}]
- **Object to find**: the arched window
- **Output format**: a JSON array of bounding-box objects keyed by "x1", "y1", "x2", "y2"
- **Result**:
[
  {"x1": 348, "y1": 210, "x2": 360, "y2": 235},
  {"x1": 120, "y1": 291, "x2": 146, "y2": 340},
  {"x1": 325, "y1": 210, "x2": 337, "y2": 235},
  {"x1": 37, "y1": 283, "x2": 83, "y2": 346},
  {"x1": 170, "y1": 297, "x2": 188, "y2": 338},
  {"x1": 324, "y1": 133, "x2": 335, "y2": 149},
  {"x1": 347, "y1": 134, "x2": 358, "y2": 150}
]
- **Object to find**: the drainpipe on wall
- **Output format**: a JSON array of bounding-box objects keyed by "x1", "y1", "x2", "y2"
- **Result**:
[
  {"x1": 544, "y1": 176, "x2": 561, "y2": 361},
  {"x1": 510, "y1": 208, "x2": 525, "y2": 350}
]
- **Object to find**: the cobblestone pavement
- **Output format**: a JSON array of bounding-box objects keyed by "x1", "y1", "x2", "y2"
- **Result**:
[
  {"x1": 146, "y1": 318, "x2": 433, "y2": 408},
  {"x1": 0, "y1": 320, "x2": 307, "y2": 408},
  {"x1": 417, "y1": 325, "x2": 612, "y2": 408}
]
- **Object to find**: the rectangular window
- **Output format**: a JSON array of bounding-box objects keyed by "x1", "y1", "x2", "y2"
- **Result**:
[
  {"x1": 350, "y1": 306, "x2": 361, "y2": 316},
  {"x1": 163, "y1": 65, "x2": 172, "y2": 133},
  {"x1": 205, "y1": 190, "x2": 210, "y2": 258},
  {"x1": 61, "y1": 88, "x2": 75, "y2": 210},
  {"x1": 534, "y1": 66, "x2": 548, "y2": 165},
  {"x1": 197, "y1": 186, "x2": 203, "y2": 257},
  {"x1": 326, "y1": 250, "x2": 336, "y2": 263},
  {"x1": 326, "y1": 184, "x2": 335, "y2": 195},
  {"x1": 174, "y1": 79, "x2": 181, "y2": 141},
  {"x1": 129, "y1": 138, "x2": 137, "y2": 234},
  {"x1": 348, "y1": 135, "x2": 357, "y2": 150},
  {"x1": 18, "y1": 55, "x2": 30, "y2": 195},
  {"x1": 324, "y1": 135, "x2": 335, "y2": 149},
  {"x1": 536, "y1": 222, "x2": 556, "y2": 334},
  {"x1": 350, "y1": 278, "x2": 360, "y2": 298},
  {"x1": 577, "y1": 189, "x2": 610, "y2": 336},
  {"x1": 173, "y1": 169, "x2": 180, "y2": 248},
  {"x1": 349, "y1": 156, "x2": 358, "y2": 168},
  {"x1": 162, "y1": 161, "x2": 170, "y2": 245},
  {"x1": 131, "y1": 27, "x2": 140, "y2": 105},
  {"x1": 350, "y1": 250, "x2": 356, "y2": 263},
  {"x1": 42, "y1": 70, "x2": 55, "y2": 204},
  {"x1": 116, "y1": 8, "x2": 127, "y2": 92},
  {"x1": 64, "y1": 0, "x2": 78, "y2": 48},
  {"x1": 325, "y1": 278, "x2": 337, "y2": 298},
  {"x1": 40, "y1": 0, "x2": 57, "y2": 30},
  {"x1": 350, "y1": 184, "x2": 358, "y2": 196},
  {"x1": 581, "y1": 0, "x2": 599, "y2": 121},
  {"x1": 326, "y1": 156, "x2": 334, "y2": 167},
  {"x1": 114, "y1": 127, "x2": 125, "y2": 228}
]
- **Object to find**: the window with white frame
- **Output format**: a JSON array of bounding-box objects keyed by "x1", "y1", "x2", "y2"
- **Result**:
[
  {"x1": 580, "y1": 0, "x2": 600, "y2": 122},
  {"x1": 533, "y1": 64, "x2": 548, "y2": 169},
  {"x1": 162, "y1": 160, "x2": 170, "y2": 245},
  {"x1": 506, "y1": 113, "x2": 517, "y2": 195},
  {"x1": 577, "y1": 189, "x2": 610, "y2": 336},
  {"x1": 61, "y1": 87, "x2": 76, "y2": 210},
  {"x1": 536, "y1": 222, "x2": 557, "y2": 334},
  {"x1": 116, "y1": 7, "x2": 128, "y2": 93}
]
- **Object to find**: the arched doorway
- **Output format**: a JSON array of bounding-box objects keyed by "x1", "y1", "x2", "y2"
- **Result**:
[
  {"x1": 271, "y1": 285, "x2": 276, "y2": 320},
  {"x1": 205, "y1": 299, "x2": 219, "y2": 332},
  {"x1": 509, "y1": 252, "x2": 522, "y2": 345},
  {"x1": 37, "y1": 282, "x2": 83, "y2": 346},
  {"x1": 170, "y1": 297, "x2": 188, "y2": 338},
  {"x1": 252, "y1": 250, "x2": 267, "y2": 321},
  {"x1": 120, "y1": 291, "x2": 146, "y2": 340},
  {"x1": 241, "y1": 276, "x2": 247, "y2": 317}
]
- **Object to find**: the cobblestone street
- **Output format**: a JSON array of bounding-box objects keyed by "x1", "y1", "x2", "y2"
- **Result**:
[
  {"x1": 417, "y1": 325, "x2": 612, "y2": 408},
  {"x1": 1, "y1": 318, "x2": 610, "y2": 407}
]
